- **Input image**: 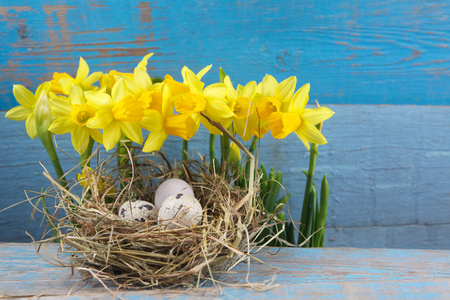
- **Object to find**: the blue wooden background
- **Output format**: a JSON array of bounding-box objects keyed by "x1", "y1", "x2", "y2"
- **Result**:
[{"x1": 0, "y1": 0, "x2": 449, "y2": 248}]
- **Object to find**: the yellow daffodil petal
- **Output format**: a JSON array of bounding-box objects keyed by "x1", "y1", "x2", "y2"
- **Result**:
[
  {"x1": 72, "y1": 126, "x2": 90, "y2": 154},
  {"x1": 49, "y1": 97, "x2": 72, "y2": 116},
  {"x1": 296, "y1": 121, "x2": 328, "y2": 146},
  {"x1": 76, "y1": 57, "x2": 89, "y2": 84},
  {"x1": 88, "y1": 128, "x2": 103, "y2": 144},
  {"x1": 205, "y1": 99, "x2": 235, "y2": 119},
  {"x1": 260, "y1": 75, "x2": 278, "y2": 97},
  {"x1": 301, "y1": 107, "x2": 335, "y2": 125},
  {"x1": 103, "y1": 121, "x2": 122, "y2": 151},
  {"x1": 224, "y1": 76, "x2": 238, "y2": 100},
  {"x1": 290, "y1": 83, "x2": 310, "y2": 113},
  {"x1": 48, "y1": 116, "x2": 75, "y2": 135},
  {"x1": 87, "y1": 110, "x2": 114, "y2": 129},
  {"x1": 85, "y1": 91, "x2": 113, "y2": 109},
  {"x1": 137, "y1": 53, "x2": 154, "y2": 70},
  {"x1": 165, "y1": 114, "x2": 197, "y2": 139},
  {"x1": 201, "y1": 116, "x2": 224, "y2": 135},
  {"x1": 35, "y1": 82, "x2": 51, "y2": 101},
  {"x1": 12, "y1": 84, "x2": 35, "y2": 108},
  {"x1": 134, "y1": 67, "x2": 153, "y2": 91},
  {"x1": 203, "y1": 83, "x2": 227, "y2": 100},
  {"x1": 143, "y1": 130, "x2": 168, "y2": 153},
  {"x1": 5, "y1": 106, "x2": 32, "y2": 121},
  {"x1": 276, "y1": 76, "x2": 297, "y2": 102},
  {"x1": 196, "y1": 65, "x2": 212, "y2": 80},
  {"x1": 59, "y1": 78, "x2": 75, "y2": 95},
  {"x1": 84, "y1": 71, "x2": 103, "y2": 88},
  {"x1": 164, "y1": 74, "x2": 190, "y2": 96},
  {"x1": 120, "y1": 121, "x2": 143, "y2": 144},
  {"x1": 69, "y1": 85, "x2": 85, "y2": 105},
  {"x1": 269, "y1": 112, "x2": 301, "y2": 139},
  {"x1": 111, "y1": 78, "x2": 127, "y2": 104},
  {"x1": 295, "y1": 129, "x2": 311, "y2": 150},
  {"x1": 25, "y1": 113, "x2": 38, "y2": 139},
  {"x1": 50, "y1": 73, "x2": 71, "y2": 94},
  {"x1": 239, "y1": 81, "x2": 257, "y2": 100},
  {"x1": 234, "y1": 118, "x2": 252, "y2": 141},
  {"x1": 140, "y1": 109, "x2": 164, "y2": 132},
  {"x1": 184, "y1": 67, "x2": 204, "y2": 95}
]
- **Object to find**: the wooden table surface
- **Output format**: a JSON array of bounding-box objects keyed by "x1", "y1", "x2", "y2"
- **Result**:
[{"x1": 0, "y1": 243, "x2": 449, "y2": 299}]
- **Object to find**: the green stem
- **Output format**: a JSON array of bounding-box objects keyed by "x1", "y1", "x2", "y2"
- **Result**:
[
  {"x1": 80, "y1": 137, "x2": 95, "y2": 170},
  {"x1": 220, "y1": 133, "x2": 230, "y2": 175},
  {"x1": 182, "y1": 139, "x2": 189, "y2": 161},
  {"x1": 38, "y1": 131, "x2": 66, "y2": 187},
  {"x1": 209, "y1": 134, "x2": 220, "y2": 173},
  {"x1": 118, "y1": 134, "x2": 132, "y2": 189},
  {"x1": 298, "y1": 143, "x2": 318, "y2": 246}
]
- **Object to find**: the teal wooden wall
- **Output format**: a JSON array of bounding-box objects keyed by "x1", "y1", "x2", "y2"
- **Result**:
[{"x1": 1, "y1": 1, "x2": 449, "y2": 248}]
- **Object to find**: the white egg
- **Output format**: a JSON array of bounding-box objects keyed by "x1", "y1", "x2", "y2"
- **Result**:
[
  {"x1": 158, "y1": 193, "x2": 203, "y2": 229},
  {"x1": 118, "y1": 200, "x2": 158, "y2": 222},
  {"x1": 154, "y1": 178, "x2": 195, "y2": 209}
]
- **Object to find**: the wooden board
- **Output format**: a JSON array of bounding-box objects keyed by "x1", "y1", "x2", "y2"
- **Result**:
[
  {"x1": 0, "y1": 243, "x2": 449, "y2": 299},
  {"x1": 0, "y1": 0, "x2": 449, "y2": 109},
  {"x1": 1, "y1": 104, "x2": 450, "y2": 249},
  {"x1": 0, "y1": 0, "x2": 449, "y2": 248}
]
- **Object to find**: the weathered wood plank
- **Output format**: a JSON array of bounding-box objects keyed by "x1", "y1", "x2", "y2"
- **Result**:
[
  {"x1": 0, "y1": 0, "x2": 449, "y2": 109},
  {"x1": 0, "y1": 243, "x2": 449, "y2": 299},
  {"x1": 1, "y1": 104, "x2": 449, "y2": 249}
]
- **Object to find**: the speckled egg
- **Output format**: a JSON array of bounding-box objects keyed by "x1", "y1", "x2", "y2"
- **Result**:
[
  {"x1": 118, "y1": 200, "x2": 158, "y2": 222},
  {"x1": 154, "y1": 178, "x2": 195, "y2": 209},
  {"x1": 158, "y1": 193, "x2": 203, "y2": 229}
]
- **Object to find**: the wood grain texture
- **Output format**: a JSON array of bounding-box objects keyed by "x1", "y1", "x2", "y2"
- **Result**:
[
  {"x1": 0, "y1": 0, "x2": 449, "y2": 109},
  {"x1": 1, "y1": 104, "x2": 449, "y2": 248},
  {"x1": 0, "y1": 243, "x2": 449, "y2": 299}
]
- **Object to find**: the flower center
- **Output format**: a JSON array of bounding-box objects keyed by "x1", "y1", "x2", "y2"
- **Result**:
[
  {"x1": 256, "y1": 97, "x2": 281, "y2": 120},
  {"x1": 71, "y1": 104, "x2": 96, "y2": 126},
  {"x1": 174, "y1": 93, "x2": 206, "y2": 115},
  {"x1": 232, "y1": 97, "x2": 254, "y2": 119}
]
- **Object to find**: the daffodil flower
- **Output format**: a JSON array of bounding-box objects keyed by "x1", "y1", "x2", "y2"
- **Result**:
[
  {"x1": 223, "y1": 76, "x2": 257, "y2": 141},
  {"x1": 170, "y1": 66, "x2": 231, "y2": 135},
  {"x1": 268, "y1": 83, "x2": 334, "y2": 149},
  {"x1": 256, "y1": 74, "x2": 297, "y2": 117},
  {"x1": 5, "y1": 82, "x2": 51, "y2": 139},
  {"x1": 48, "y1": 85, "x2": 103, "y2": 154},
  {"x1": 50, "y1": 57, "x2": 103, "y2": 95},
  {"x1": 251, "y1": 75, "x2": 297, "y2": 138},
  {"x1": 85, "y1": 78, "x2": 144, "y2": 150},
  {"x1": 140, "y1": 84, "x2": 195, "y2": 153}
]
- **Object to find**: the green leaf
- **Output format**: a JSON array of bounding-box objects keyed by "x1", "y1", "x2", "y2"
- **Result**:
[
  {"x1": 286, "y1": 222, "x2": 296, "y2": 245},
  {"x1": 314, "y1": 174, "x2": 329, "y2": 247}
]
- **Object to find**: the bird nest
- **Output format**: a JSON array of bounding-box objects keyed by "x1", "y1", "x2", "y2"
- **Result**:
[{"x1": 34, "y1": 144, "x2": 262, "y2": 290}]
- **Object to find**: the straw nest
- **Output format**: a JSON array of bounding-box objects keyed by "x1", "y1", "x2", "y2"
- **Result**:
[{"x1": 37, "y1": 148, "x2": 262, "y2": 289}]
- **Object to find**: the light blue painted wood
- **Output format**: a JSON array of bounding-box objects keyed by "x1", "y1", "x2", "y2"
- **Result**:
[
  {"x1": 0, "y1": 0, "x2": 449, "y2": 109},
  {"x1": 1, "y1": 243, "x2": 449, "y2": 299},
  {"x1": 1, "y1": 104, "x2": 449, "y2": 248}
]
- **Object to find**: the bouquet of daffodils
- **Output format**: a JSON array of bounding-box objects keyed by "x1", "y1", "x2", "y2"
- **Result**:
[{"x1": 5, "y1": 53, "x2": 334, "y2": 288}]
